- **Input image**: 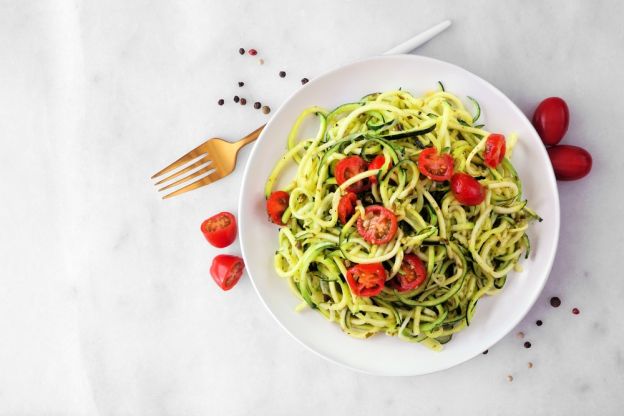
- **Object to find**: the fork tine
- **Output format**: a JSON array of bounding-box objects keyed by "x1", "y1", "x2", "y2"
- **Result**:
[
  {"x1": 158, "y1": 164, "x2": 217, "y2": 192},
  {"x1": 153, "y1": 155, "x2": 212, "y2": 186},
  {"x1": 151, "y1": 141, "x2": 210, "y2": 179},
  {"x1": 162, "y1": 171, "x2": 223, "y2": 199}
]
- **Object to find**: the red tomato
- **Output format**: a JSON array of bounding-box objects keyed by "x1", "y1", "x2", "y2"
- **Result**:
[
  {"x1": 532, "y1": 97, "x2": 569, "y2": 146},
  {"x1": 345, "y1": 263, "x2": 387, "y2": 297},
  {"x1": 356, "y1": 205, "x2": 398, "y2": 245},
  {"x1": 368, "y1": 155, "x2": 392, "y2": 185},
  {"x1": 547, "y1": 145, "x2": 592, "y2": 180},
  {"x1": 390, "y1": 254, "x2": 427, "y2": 292},
  {"x1": 266, "y1": 191, "x2": 289, "y2": 225},
  {"x1": 484, "y1": 134, "x2": 506, "y2": 168},
  {"x1": 417, "y1": 147, "x2": 454, "y2": 181},
  {"x1": 200, "y1": 212, "x2": 237, "y2": 248},
  {"x1": 210, "y1": 254, "x2": 245, "y2": 291},
  {"x1": 335, "y1": 156, "x2": 370, "y2": 193},
  {"x1": 338, "y1": 192, "x2": 358, "y2": 224},
  {"x1": 451, "y1": 173, "x2": 485, "y2": 206}
]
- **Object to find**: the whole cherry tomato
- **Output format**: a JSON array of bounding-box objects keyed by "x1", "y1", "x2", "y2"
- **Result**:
[
  {"x1": 547, "y1": 145, "x2": 592, "y2": 180},
  {"x1": 451, "y1": 173, "x2": 485, "y2": 206},
  {"x1": 533, "y1": 97, "x2": 569, "y2": 146}
]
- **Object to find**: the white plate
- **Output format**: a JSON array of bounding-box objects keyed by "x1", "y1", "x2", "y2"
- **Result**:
[{"x1": 238, "y1": 55, "x2": 559, "y2": 376}]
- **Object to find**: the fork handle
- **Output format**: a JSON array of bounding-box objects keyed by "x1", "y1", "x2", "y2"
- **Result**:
[{"x1": 234, "y1": 124, "x2": 265, "y2": 151}]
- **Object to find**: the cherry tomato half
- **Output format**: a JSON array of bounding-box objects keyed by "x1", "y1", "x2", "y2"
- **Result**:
[
  {"x1": 417, "y1": 147, "x2": 454, "y2": 181},
  {"x1": 338, "y1": 192, "x2": 358, "y2": 224},
  {"x1": 484, "y1": 134, "x2": 506, "y2": 168},
  {"x1": 200, "y1": 212, "x2": 237, "y2": 248},
  {"x1": 356, "y1": 205, "x2": 398, "y2": 245},
  {"x1": 335, "y1": 156, "x2": 370, "y2": 193},
  {"x1": 267, "y1": 191, "x2": 289, "y2": 225},
  {"x1": 210, "y1": 254, "x2": 245, "y2": 291},
  {"x1": 547, "y1": 145, "x2": 592, "y2": 181},
  {"x1": 346, "y1": 263, "x2": 387, "y2": 297},
  {"x1": 390, "y1": 254, "x2": 427, "y2": 292},
  {"x1": 368, "y1": 155, "x2": 392, "y2": 185},
  {"x1": 451, "y1": 173, "x2": 485, "y2": 206},
  {"x1": 532, "y1": 97, "x2": 569, "y2": 146}
]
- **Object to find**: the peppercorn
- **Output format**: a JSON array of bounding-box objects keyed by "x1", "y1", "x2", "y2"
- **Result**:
[
  {"x1": 248, "y1": 49, "x2": 257, "y2": 56},
  {"x1": 301, "y1": 77, "x2": 309, "y2": 85},
  {"x1": 536, "y1": 320, "x2": 543, "y2": 326},
  {"x1": 238, "y1": 81, "x2": 244, "y2": 87},
  {"x1": 262, "y1": 105, "x2": 271, "y2": 114},
  {"x1": 524, "y1": 341, "x2": 531, "y2": 349},
  {"x1": 240, "y1": 98, "x2": 247, "y2": 105},
  {"x1": 254, "y1": 102, "x2": 261, "y2": 109},
  {"x1": 279, "y1": 71, "x2": 286, "y2": 78},
  {"x1": 217, "y1": 99, "x2": 224, "y2": 106},
  {"x1": 233, "y1": 95, "x2": 240, "y2": 103},
  {"x1": 550, "y1": 297, "x2": 561, "y2": 307},
  {"x1": 238, "y1": 48, "x2": 245, "y2": 55}
]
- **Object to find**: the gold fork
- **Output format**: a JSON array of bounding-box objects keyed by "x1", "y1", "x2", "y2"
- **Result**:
[{"x1": 151, "y1": 125, "x2": 264, "y2": 199}]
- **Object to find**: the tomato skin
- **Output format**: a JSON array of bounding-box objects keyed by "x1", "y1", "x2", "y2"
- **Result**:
[
  {"x1": 335, "y1": 156, "x2": 370, "y2": 193},
  {"x1": 484, "y1": 134, "x2": 506, "y2": 168},
  {"x1": 547, "y1": 145, "x2": 592, "y2": 180},
  {"x1": 266, "y1": 191, "x2": 289, "y2": 225},
  {"x1": 368, "y1": 155, "x2": 391, "y2": 185},
  {"x1": 338, "y1": 192, "x2": 358, "y2": 224},
  {"x1": 200, "y1": 212, "x2": 237, "y2": 248},
  {"x1": 417, "y1": 148, "x2": 454, "y2": 181},
  {"x1": 210, "y1": 254, "x2": 245, "y2": 291},
  {"x1": 533, "y1": 97, "x2": 569, "y2": 146},
  {"x1": 451, "y1": 173, "x2": 485, "y2": 206},
  {"x1": 390, "y1": 254, "x2": 427, "y2": 292},
  {"x1": 356, "y1": 205, "x2": 398, "y2": 245},
  {"x1": 345, "y1": 263, "x2": 387, "y2": 297}
]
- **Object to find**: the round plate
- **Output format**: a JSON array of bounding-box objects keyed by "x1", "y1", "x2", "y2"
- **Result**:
[{"x1": 238, "y1": 55, "x2": 559, "y2": 376}]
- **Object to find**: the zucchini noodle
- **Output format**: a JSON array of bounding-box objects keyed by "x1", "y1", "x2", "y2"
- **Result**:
[{"x1": 266, "y1": 87, "x2": 541, "y2": 350}]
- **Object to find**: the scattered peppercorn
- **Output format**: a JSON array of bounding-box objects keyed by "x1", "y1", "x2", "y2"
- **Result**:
[
  {"x1": 528, "y1": 362, "x2": 533, "y2": 369},
  {"x1": 482, "y1": 350, "x2": 488, "y2": 355},
  {"x1": 254, "y1": 102, "x2": 261, "y2": 109},
  {"x1": 301, "y1": 77, "x2": 309, "y2": 85},
  {"x1": 279, "y1": 71, "x2": 286, "y2": 78},
  {"x1": 572, "y1": 307, "x2": 580, "y2": 315},
  {"x1": 262, "y1": 105, "x2": 271, "y2": 114},
  {"x1": 238, "y1": 48, "x2": 245, "y2": 55},
  {"x1": 233, "y1": 95, "x2": 240, "y2": 103},
  {"x1": 550, "y1": 297, "x2": 561, "y2": 307},
  {"x1": 524, "y1": 341, "x2": 531, "y2": 349},
  {"x1": 516, "y1": 331, "x2": 525, "y2": 339},
  {"x1": 238, "y1": 81, "x2": 244, "y2": 87},
  {"x1": 536, "y1": 320, "x2": 543, "y2": 326},
  {"x1": 507, "y1": 375, "x2": 513, "y2": 382},
  {"x1": 259, "y1": 58, "x2": 264, "y2": 65},
  {"x1": 240, "y1": 98, "x2": 247, "y2": 105},
  {"x1": 248, "y1": 49, "x2": 257, "y2": 56},
  {"x1": 217, "y1": 99, "x2": 224, "y2": 106}
]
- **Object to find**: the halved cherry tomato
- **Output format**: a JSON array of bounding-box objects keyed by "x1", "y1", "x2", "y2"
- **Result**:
[
  {"x1": 533, "y1": 97, "x2": 569, "y2": 146},
  {"x1": 451, "y1": 173, "x2": 485, "y2": 206},
  {"x1": 338, "y1": 192, "x2": 358, "y2": 224},
  {"x1": 200, "y1": 212, "x2": 237, "y2": 248},
  {"x1": 210, "y1": 254, "x2": 244, "y2": 291},
  {"x1": 368, "y1": 155, "x2": 392, "y2": 185},
  {"x1": 356, "y1": 205, "x2": 398, "y2": 245},
  {"x1": 266, "y1": 191, "x2": 289, "y2": 225},
  {"x1": 417, "y1": 147, "x2": 454, "y2": 181},
  {"x1": 547, "y1": 145, "x2": 592, "y2": 180},
  {"x1": 390, "y1": 254, "x2": 427, "y2": 292},
  {"x1": 345, "y1": 263, "x2": 387, "y2": 297},
  {"x1": 335, "y1": 156, "x2": 370, "y2": 193},
  {"x1": 484, "y1": 134, "x2": 506, "y2": 168}
]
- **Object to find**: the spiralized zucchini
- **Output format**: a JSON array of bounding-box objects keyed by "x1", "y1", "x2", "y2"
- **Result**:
[{"x1": 265, "y1": 87, "x2": 540, "y2": 351}]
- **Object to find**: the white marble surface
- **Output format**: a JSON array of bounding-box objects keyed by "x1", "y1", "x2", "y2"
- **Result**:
[{"x1": 1, "y1": 0, "x2": 623, "y2": 414}]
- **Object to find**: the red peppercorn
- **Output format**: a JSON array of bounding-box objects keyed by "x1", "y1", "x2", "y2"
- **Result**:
[
  {"x1": 572, "y1": 308, "x2": 580, "y2": 315},
  {"x1": 248, "y1": 49, "x2": 257, "y2": 56}
]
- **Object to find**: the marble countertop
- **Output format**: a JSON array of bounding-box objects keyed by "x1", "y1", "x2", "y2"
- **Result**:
[{"x1": 1, "y1": 0, "x2": 623, "y2": 414}]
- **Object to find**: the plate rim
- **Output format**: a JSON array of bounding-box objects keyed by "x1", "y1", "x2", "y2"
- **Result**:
[{"x1": 238, "y1": 54, "x2": 560, "y2": 376}]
